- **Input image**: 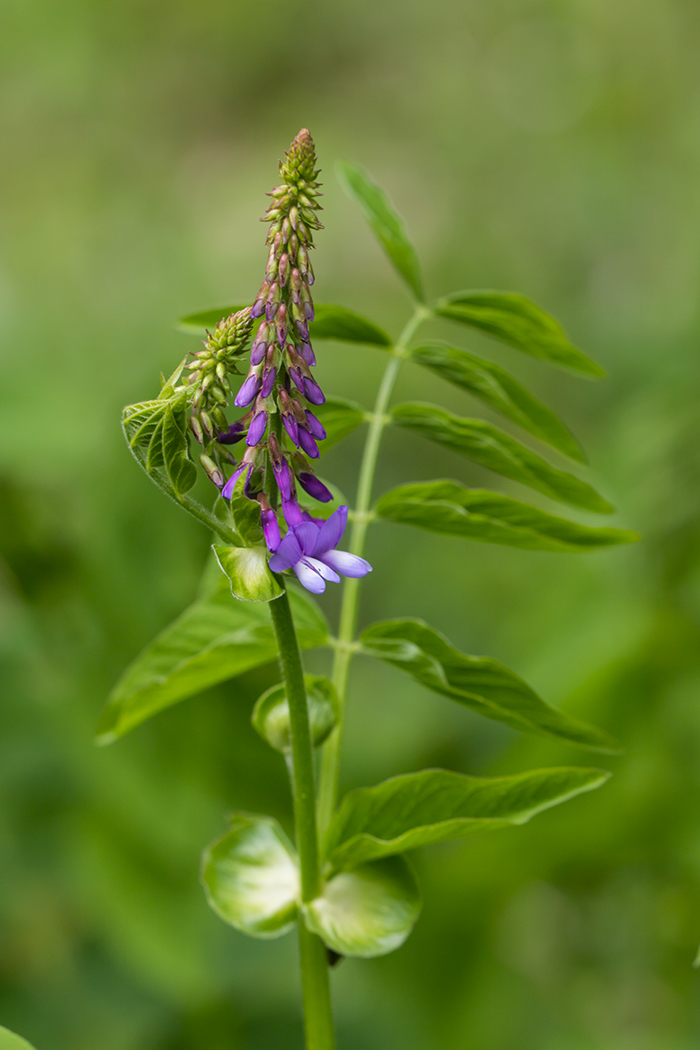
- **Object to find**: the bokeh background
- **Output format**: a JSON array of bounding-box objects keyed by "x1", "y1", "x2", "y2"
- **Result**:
[{"x1": 2, "y1": 1, "x2": 700, "y2": 1047}]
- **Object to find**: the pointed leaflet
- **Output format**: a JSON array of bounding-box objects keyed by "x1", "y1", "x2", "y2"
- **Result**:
[
  {"x1": 360, "y1": 619, "x2": 620, "y2": 753},
  {"x1": 337, "y1": 161, "x2": 424, "y2": 302},
  {"x1": 97, "y1": 579, "x2": 328, "y2": 743},
  {"x1": 391, "y1": 402, "x2": 613, "y2": 513},
  {"x1": 162, "y1": 395, "x2": 197, "y2": 495},
  {"x1": 410, "y1": 341, "x2": 585, "y2": 462},
  {"x1": 375, "y1": 480, "x2": 639, "y2": 553},
  {"x1": 435, "y1": 291, "x2": 604, "y2": 377},
  {"x1": 252, "y1": 675, "x2": 339, "y2": 753},
  {"x1": 0, "y1": 1029, "x2": 38, "y2": 1050},
  {"x1": 311, "y1": 397, "x2": 366, "y2": 451},
  {"x1": 179, "y1": 303, "x2": 391, "y2": 347},
  {"x1": 201, "y1": 814, "x2": 299, "y2": 938},
  {"x1": 304, "y1": 856, "x2": 421, "y2": 958},
  {"x1": 323, "y1": 767, "x2": 610, "y2": 871}
]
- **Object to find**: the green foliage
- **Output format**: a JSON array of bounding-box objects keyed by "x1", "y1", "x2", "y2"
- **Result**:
[
  {"x1": 304, "y1": 856, "x2": 421, "y2": 958},
  {"x1": 179, "y1": 303, "x2": 391, "y2": 346},
  {"x1": 375, "y1": 480, "x2": 638, "y2": 552},
  {"x1": 252, "y1": 675, "x2": 339, "y2": 753},
  {"x1": 311, "y1": 396, "x2": 367, "y2": 451},
  {"x1": 123, "y1": 383, "x2": 197, "y2": 498},
  {"x1": 97, "y1": 580, "x2": 328, "y2": 743},
  {"x1": 212, "y1": 545, "x2": 284, "y2": 603},
  {"x1": 0, "y1": 1029, "x2": 37, "y2": 1050},
  {"x1": 360, "y1": 618, "x2": 620, "y2": 752},
  {"x1": 434, "y1": 291, "x2": 604, "y2": 377},
  {"x1": 391, "y1": 402, "x2": 613, "y2": 513},
  {"x1": 201, "y1": 814, "x2": 299, "y2": 938},
  {"x1": 227, "y1": 474, "x2": 264, "y2": 546},
  {"x1": 323, "y1": 768, "x2": 610, "y2": 871},
  {"x1": 337, "y1": 161, "x2": 424, "y2": 301}
]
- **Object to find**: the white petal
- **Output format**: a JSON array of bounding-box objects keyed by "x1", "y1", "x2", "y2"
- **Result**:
[{"x1": 319, "y1": 550, "x2": 372, "y2": 579}]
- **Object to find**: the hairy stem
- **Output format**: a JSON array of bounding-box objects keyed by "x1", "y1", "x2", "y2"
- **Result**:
[
  {"x1": 317, "y1": 305, "x2": 431, "y2": 832},
  {"x1": 269, "y1": 589, "x2": 335, "y2": 1050}
]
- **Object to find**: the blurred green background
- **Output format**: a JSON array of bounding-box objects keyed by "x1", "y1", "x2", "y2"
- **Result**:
[{"x1": 1, "y1": 0, "x2": 700, "y2": 1047}]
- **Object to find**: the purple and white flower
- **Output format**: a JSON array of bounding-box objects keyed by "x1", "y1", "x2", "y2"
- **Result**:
[{"x1": 268, "y1": 506, "x2": 372, "y2": 594}]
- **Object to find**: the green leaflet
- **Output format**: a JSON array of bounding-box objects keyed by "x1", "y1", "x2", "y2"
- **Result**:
[
  {"x1": 304, "y1": 856, "x2": 421, "y2": 958},
  {"x1": 97, "y1": 579, "x2": 328, "y2": 744},
  {"x1": 435, "y1": 290, "x2": 604, "y2": 377},
  {"x1": 124, "y1": 386, "x2": 197, "y2": 496},
  {"x1": 227, "y1": 474, "x2": 264, "y2": 546},
  {"x1": 337, "y1": 161, "x2": 425, "y2": 302},
  {"x1": 0, "y1": 1028, "x2": 38, "y2": 1050},
  {"x1": 178, "y1": 303, "x2": 390, "y2": 347},
  {"x1": 391, "y1": 402, "x2": 613, "y2": 513},
  {"x1": 324, "y1": 767, "x2": 610, "y2": 871},
  {"x1": 410, "y1": 341, "x2": 585, "y2": 463},
  {"x1": 375, "y1": 480, "x2": 639, "y2": 553},
  {"x1": 311, "y1": 397, "x2": 367, "y2": 451},
  {"x1": 360, "y1": 618, "x2": 620, "y2": 753},
  {"x1": 201, "y1": 814, "x2": 299, "y2": 938},
  {"x1": 212, "y1": 545, "x2": 283, "y2": 603},
  {"x1": 252, "y1": 675, "x2": 339, "y2": 753}
]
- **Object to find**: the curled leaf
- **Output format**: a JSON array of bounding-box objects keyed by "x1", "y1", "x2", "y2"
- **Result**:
[
  {"x1": 213, "y1": 545, "x2": 284, "y2": 603},
  {"x1": 252, "y1": 675, "x2": 339, "y2": 753}
]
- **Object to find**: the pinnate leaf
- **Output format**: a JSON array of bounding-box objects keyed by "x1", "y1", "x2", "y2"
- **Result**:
[
  {"x1": 252, "y1": 675, "x2": 339, "y2": 753},
  {"x1": 304, "y1": 856, "x2": 421, "y2": 957},
  {"x1": 337, "y1": 161, "x2": 424, "y2": 302},
  {"x1": 391, "y1": 402, "x2": 613, "y2": 513},
  {"x1": 375, "y1": 480, "x2": 638, "y2": 553},
  {"x1": 201, "y1": 814, "x2": 299, "y2": 938},
  {"x1": 324, "y1": 767, "x2": 610, "y2": 871},
  {"x1": 360, "y1": 618, "x2": 620, "y2": 752},
  {"x1": 312, "y1": 397, "x2": 366, "y2": 451},
  {"x1": 435, "y1": 291, "x2": 604, "y2": 377},
  {"x1": 410, "y1": 341, "x2": 585, "y2": 462},
  {"x1": 97, "y1": 579, "x2": 328, "y2": 743}
]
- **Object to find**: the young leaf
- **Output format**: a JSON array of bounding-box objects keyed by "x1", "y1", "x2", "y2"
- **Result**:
[
  {"x1": 0, "y1": 1028, "x2": 38, "y2": 1050},
  {"x1": 375, "y1": 480, "x2": 639, "y2": 553},
  {"x1": 324, "y1": 767, "x2": 610, "y2": 871},
  {"x1": 410, "y1": 341, "x2": 585, "y2": 462},
  {"x1": 162, "y1": 395, "x2": 197, "y2": 495},
  {"x1": 312, "y1": 396, "x2": 367, "y2": 451},
  {"x1": 309, "y1": 304, "x2": 391, "y2": 347},
  {"x1": 303, "y1": 855, "x2": 421, "y2": 957},
  {"x1": 435, "y1": 291, "x2": 604, "y2": 378},
  {"x1": 252, "y1": 675, "x2": 339, "y2": 753},
  {"x1": 201, "y1": 814, "x2": 299, "y2": 938},
  {"x1": 391, "y1": 402, "x2": 613, "y2": 513},
  {"x1": 337, "y1": 161, "x2": 424, "y2": 302},
  {"x1": 228, "y1": 474, "x2": 264, "y2": 546},
  {"x1": 212, "y1": 545, "x2": 284, "y2": 603},
  {"x1": 97, "y1": 579, "x2": 328, "y2": 744},
  {"x1": 360, "y1": 618, "x2": 620, "y2": 753}
]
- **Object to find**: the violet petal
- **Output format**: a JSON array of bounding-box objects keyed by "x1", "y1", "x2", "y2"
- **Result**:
[
  {"x1": 269, "y1": 531, "x2": 303, "y2": 573},
  {"x1": 297, "y1": 472, "x2": 333, "y2": 502},
  {"x1": 293, "y1": 560, "x2": 326, "y2": 594},
  {"x1": 319, "y1": 549, "x2": 372, "y2": 579},
  {"x1": 298, "y1": 428, "x2": 319, "y2": 459},
  {"x1": 304, "y1": 377, "x2": 326, "y2": 405},
  {"x1": 313, "y1": 506, "x2": 348, "y2": 556},
  {"x1": 305, "y1": 411, "x2": 326, "y2": 440}
]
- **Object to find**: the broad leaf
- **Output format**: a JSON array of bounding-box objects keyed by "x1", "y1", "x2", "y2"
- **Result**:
[
  {"x1": 435, "y1": 291, "x2": 604, "y2": 377},
  {"x1": 312, "y1": 397, "x2": 366, "y2": 451},
  {"x1": 0, "y1": 1029, "x2": 38, "y2": 1050},
  {"x1": 252, "y1": 675, "x2": 339, "y2": 753},
  {"x1": 324, "y1": 767, "x2": 610, "y2": 870},
  {"x1": 304, "y1": 855, "x2": 421, "y2": 957},
  {"x1": 337, "y1": 161, "x2": 424, "y2": 302},
  {"x1": 97, "y1": 579, "x2": 328, "y2": 743},
  {"x1": 309, "y1": 304, "x2": 391, "y2": 347},
  {"x1": 212, "y1": 545, "x2": 283, "y2": 603},
  {"x1": 391, "y1": 402, "x2": 613, "y2": 513},
  {"x1": 375, "y1": 480, "x2": 638, "y2": 553},
  {"x1": 360, "y1": 618, "x2": 620, "y2": 753},
  {"x1": 410, "y1": 341, "x2": 585, "y2": 462},
  {"x1": 201, "y1": 814, "x2": 299, "y2": 938}
]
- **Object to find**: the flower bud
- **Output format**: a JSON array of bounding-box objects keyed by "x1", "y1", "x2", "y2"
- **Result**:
[
  {"x1": 246, "y1": 409, "x2": 268, "y2": 446},
  {"x1": 298, "y1": 427, "x2": 319, "y2": 459},
  {"x1": 235, "y1": 372, "x2": 262, "y2": 407},
  {"x1": 200, "y1": 454, "x2": 225, "y2": 489},
  {"x1": 297, "y1": 472, "x2": 333, "y2": 503},
  {"x1": 305, "y1": 410, "x2": 326, "y2": 440},
  {"x1": 189, "y1": 414, "x2": 204, "y2": 444},
  {"x1": 299, "y1": 342, "x2": 316, "y2": 366},
  {"x1": 304, "y1": 377, "x2": 325, "y2": 405}
]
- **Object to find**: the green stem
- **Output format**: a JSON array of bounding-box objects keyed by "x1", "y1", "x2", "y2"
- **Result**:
[
  {"x1": 269, "y1": 589, "x2": 335, "y2": 1050},
  {"x1": 317, "y1": 305, "x2": 431, "y2": 832}
]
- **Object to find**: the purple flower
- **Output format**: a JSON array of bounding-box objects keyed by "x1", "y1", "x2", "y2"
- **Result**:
[
  {"x1": 298, "y1": 427, "x2": 319, "y2": 459},
  {"x1": 299, "y1": 342, "x2": 316, "y2": 366},
  {"x1": 262, "y1": 508, "x2": 281, "y2": 552},
  {"x1": 235, "y1": 373, "x2": 262, "y2": 408},
  {"x1": 261, "y1": 366, "x2": 276, "y2": 398},
  {"x1": 251, "y1": 299, "x2": 265, "y2": 319},
  {"x1": 303, "y1": 377, "x2": 325, "y2": 405},
  {"x1": 305, "y1": 411, "x2": 326, "y2": 440},
  {"x1": 268, "y1": 507, "x2": 372, "y2": 595},
  {"x1": 217, "y1": 421, "x2": 246, "y2": 445},
  {"x1": 246, "y1": 410, "x2": 267, "y2": 446},
  {"x1": 296, "y1": 319, "x2": 310, "y2": 340},
  {"x1": 272, "y1": 458, "x2": 292, "y2": 501},
  {"x1": 251, "y1": 339, "x2": 267, "y2": 366},
  {"x1": 222, "y1": 462, "x2": 253, "y2": 500},
  {"x1": 297, "y1": 472, "x2": 333, "y2": 502},
  {"x1": 282, "y1": 413, "x2": 299, "y2": 446}
]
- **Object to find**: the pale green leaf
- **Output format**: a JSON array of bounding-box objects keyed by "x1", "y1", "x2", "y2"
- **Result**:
[
  {"x1": 227, "y1": 474, "x2": 264, "y2": 546},
  {"x1": 304, "y1": 855, "x2": 421, "y2": 957},
  {"x1": 201, "y1": 814, "x2": 299, "y2": 938},
  {"x1": 0, "y1": 1028, "x2": 38, "y2": 1050},
  {"x1": 213, "y1": 545, "x2": 283, "y2": 603},
  {"x1": 360, "y1": 618, "x2": 620, "y2": 752},
  {"x1": 324, "y1": 767, "x2": 610, "y2": 870},
  {"x1": 252, "y1": 675, "x2": 339, "y2": 753}
]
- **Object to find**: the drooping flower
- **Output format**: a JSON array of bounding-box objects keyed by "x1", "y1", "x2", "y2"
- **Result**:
[{"x1": 268, "y1": 506, "x2": 372, "y2": 595}]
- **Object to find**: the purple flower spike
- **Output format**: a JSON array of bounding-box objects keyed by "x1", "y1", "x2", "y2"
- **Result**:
[
  {"x1": 235, "y1": 373, "x2": 262, "y2": 408},
  {"x1": 296, "y1": 319, "x2": 310, "y2": 340},
  {"x1": 273, "y1": 458, "x2": 292, "y2": 501},
  {"x1": 217, "y1": 421, "x2": 246, "y2": 444},
  {"x1": 251, "y1": 299, "x2": 265, "y2": 319},
  {"x1": 246, "y1": 411, "x2": 267, "y2": 446},
  {"x1": 305, "y1": 411, "x2": 326, "y2": 440},
  {"x1": 298, "y1": 428, "x2": 319, "y2": 459},
  {"x1": 222, "y1": 462, "x2": 252, "y2": 500},
  {"x1": 299, "y1": 342, "x2": 316, "y2": 366},
  {"x1": 261, "y1": 366, "x2": 276, "y2": 398},
  {"x1": 304, "y1": 302, "x2": 314, "y2": 321},
  {"x1": 268, "y1": 505, "x2": 372, "y2": 594},
  {"x1": 297, "y1": 472, "x2": 333, "y2": 502},
  {"x1": 282, "y1": 413, "x2": 299, "y2": 446},
  {"x1": 304, "y1": 377, "x2": 326, "y2": 405},
  {"x1": 262, "y1": 508, "x2": 281, "y2": 552},
  {"x1": 251, "y1": 340, "x2": 267, "y2": 366}
]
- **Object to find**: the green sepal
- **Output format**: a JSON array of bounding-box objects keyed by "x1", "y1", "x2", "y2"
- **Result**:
[
  {"x1": 337, "y1": 161, "x2": 424, "y2": 302},
  {"x1": 97, "y1": 579, "x2": 328, "y2": 744},
  {"x1": 360, "y1": 618, "x2": 620, "y2": 753},
  {"x1": 178, "y1": 303, "x2": 390, "y2": 347},
  {"x1": 252, "y1": 675, "x2": 339, "y2": 753},
  {"x1": 201, "y1": 813, "x2": 299, "y2": 938},
  {"x1": 213, "y1": 545, "x2": 283, "y2": 603},
  {"x1": 312, "y1": 396, "x2": 367, "y2": 451},
  {"x1": 375, "y1": 480, "x2": 639, "y2": 553},
  {"x1": 0, "y1": 1028, "x2": 38, "y2": 1050},
  {"x1": 435, "y1": 291, "x2": 604, "y2": 377},
  {"x1": 410, "y1": 341, "x2": 586, "y2": 462},
  {"x1": 227, "y1": 473, "x2": 264, "y2": 546},
  {"x1": 323, "y1": 767, "x2": 610, "y2": 872},
  {"x1": 391, "y1": 402, "x2": 613, "y2": 514},
  {"x1": 304, "y1": 855, "x2": 421, "y2": 958}
]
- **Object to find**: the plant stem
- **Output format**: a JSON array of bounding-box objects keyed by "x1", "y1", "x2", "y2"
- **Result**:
[
  {"x1": 317, "y1": 305, "x2": 431, "y2": 832},
  {"x1": 268, "y1": 588, "x2": 335, "y2": 1050}
]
